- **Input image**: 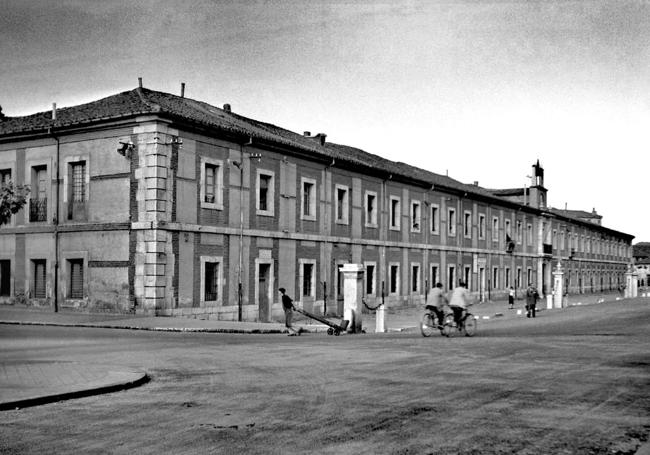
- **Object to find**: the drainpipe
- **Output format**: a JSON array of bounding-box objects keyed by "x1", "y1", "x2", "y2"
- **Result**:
[{"x1": 48, "y1": 121, "x2": 60, "y2": 313}]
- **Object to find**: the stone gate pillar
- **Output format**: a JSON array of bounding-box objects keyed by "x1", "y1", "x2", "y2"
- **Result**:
[
  {"x1": 625, "y1": 266, "x2": 638, "y2": 298},
  {"x1": 553, "y1": 262, "x2": 564, "y2": 309},
  {"x1": 342, "y1": 263, "x2": 364, "y2": 333}
]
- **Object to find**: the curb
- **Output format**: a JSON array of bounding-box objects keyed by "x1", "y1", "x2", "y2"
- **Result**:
[{"x1": 0, "y1": 372, "x2": 150, "y2": 411}]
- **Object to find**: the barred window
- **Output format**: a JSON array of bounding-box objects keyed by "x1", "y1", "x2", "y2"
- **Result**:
[
  {"x1": 204, "y1": 262, "x2": 220, "y2": 301},
  {"x1": 69, "y1": 259, "x2": 84, "y2": 299},
  {"x1": 32, "y1": 259, "x2": 46, "y2": 298}
]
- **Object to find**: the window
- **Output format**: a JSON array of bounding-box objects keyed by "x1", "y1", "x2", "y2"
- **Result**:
[
  {"x1": 516, "y1": 267, "x2": 522, "y2": 288},
  {"x1": 335, "y1": 185, "x2": 349, "y2": 224},
  {"x1": 411, "y1": 264, "x2": 420, "y2": 293},
  {"x1": 68, "y1": 161, "x2": 87, "y2": 220},
  {"x1": 201, "y1": 256, "x2": 222, "y2": 303},
  {"x1": 430, "y1": 265, "x2": 439, "y2": 288},
  {"x1": 464, "y1": 266, "x2": 471, "y2": 290},
  {"x1": 462, "y1": 212, "x2": 471, "y2": 238},
  {"x1": 448, "y1": 208, "x2": 456, "y2": 236},
  {"x1": 0, "y1": 260, "x2": 10, "y2": 296},
  {"x1": 411, "y1": 200, "x2": 421, "y2": 232},
  {"x1": 492, "y1": 217, "x2": 499, "y2": 242},
  {"x1": 430, "y1": 204, "x2": 440, "y2": 234},
  {"x1": 516, "y1": 221, "x2": 522, "y2": 244},
  {"x1": 505, "y1": 267, "x2": 511, "y2": 288},
  {"x1": 365, "y1": 191, "x2": 378, "y2": 227},
  {"x1": 478, "y1": 214, "x2": 486, "y2": 239},
  {"x1": 492, "y1": 267, "x2": 499, "y2": 289},
  {"x1": 527, "y1": 223, "x2": 533, "y2": 246},
  {"x1": 32, "y1": 259, "x2": 46, "y2": 298},
  {"x1": 505, "y1": 219, "x2": 511, "y2": 239},
  {"x1": 68, "y1": 259, "x2": 84, "y2": 299},
  {"x1": 389, "y1": 263, "x2": 400, "y2": 294},
  {"x1": 200, "y1": 158, "x2": 223, "y2": 209},
  {"x1": 30, "y1": 166, "x2": 47, "y2": 222},
  {"x1": 390, "y1": 196, "x2": 401, "y2": 230},
  {"x1": 0, "y1": 169, "x2": 10, "y2": 187},
  {"x1": 448, "y1": 265, "x2": 455, "y2": 290},
  {"x1": 527, "y1": 268, "x2": 533, "y2": 286},
  {"x1": 204, "y1": 164, "x2": 218, "y2": 203},
  {"x1": 365, "y1": 263, "x2": 376, "y2": 295},
  {"x1": 204, "y1": 262, "x2": 220, "y2": 301},
  {"x1": 300, "y1": 260, "x2": 316, "y2": 298},
  {"x1": 301, "y1": 178, "x2": 316, "y2": 220},
  {"x1": 256, "y1": 170, "x2": 274, "y2": 216}
]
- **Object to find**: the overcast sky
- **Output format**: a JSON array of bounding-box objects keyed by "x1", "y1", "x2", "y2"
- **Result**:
[{"x1": 1, "y1": 0, "x2": 648, "y2": 241}]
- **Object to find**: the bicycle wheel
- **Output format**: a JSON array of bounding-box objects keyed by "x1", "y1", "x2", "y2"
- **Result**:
[
  {"x1": 420, "y1": 313, "x2": 436, "y2": 337},
  {"x1": 441, "y1": 313, "x2": 455, "y2": 337},
  {"x1": 463, "y1": 313, "x2": 477, "y2": 337}
]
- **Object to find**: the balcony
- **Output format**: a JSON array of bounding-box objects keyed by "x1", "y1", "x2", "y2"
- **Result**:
[{"x1": 29, "y1": 198, "x2": 47, "y2": 222}]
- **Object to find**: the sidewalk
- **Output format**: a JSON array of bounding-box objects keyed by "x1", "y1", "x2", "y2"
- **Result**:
[{"x1": 0, "y1": 291, "x2": 626, "y2": 411}]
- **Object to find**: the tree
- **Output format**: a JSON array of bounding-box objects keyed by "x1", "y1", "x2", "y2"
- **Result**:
[{"x1": 0, "y1": 184, "x2": 30, "y2": 226}]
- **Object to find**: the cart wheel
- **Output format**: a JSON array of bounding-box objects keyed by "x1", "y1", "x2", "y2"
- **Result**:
[
  {"x1": 327, "y1": 328, "x2": 334, "y2": 336},
  {"x1": 334, "y1": 330, "x2": 340, "y2": 336}
]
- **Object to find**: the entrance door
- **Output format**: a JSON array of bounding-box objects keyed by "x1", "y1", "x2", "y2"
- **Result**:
[
  {"x1": 336, "y1": 264, "x2": 344, "y2": 316},
  {"x1": 479, "y1": 267, "x2": 485, "y2": 302},
  {"x1": 258, "y1": 264, "x2": 271, "y2": 322}
]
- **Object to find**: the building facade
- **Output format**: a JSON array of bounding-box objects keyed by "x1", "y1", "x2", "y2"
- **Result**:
[{"x1": 0, "y1": 87, "x2": 635, "y2": 320}]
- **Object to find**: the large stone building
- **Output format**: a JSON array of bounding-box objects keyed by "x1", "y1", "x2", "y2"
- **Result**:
[{"x1": 0, "y1": 85, "x2": 635, "y2": 320}]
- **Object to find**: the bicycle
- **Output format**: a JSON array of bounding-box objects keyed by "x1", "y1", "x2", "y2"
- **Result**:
[
  {"x1": 420, "y1": 305, "x2": 446, "y2": 337},
  {"x1": 441, "y1": 308, "x2": 477, "y2": 337}
]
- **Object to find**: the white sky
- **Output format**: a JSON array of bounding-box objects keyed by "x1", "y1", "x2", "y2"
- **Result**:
[{"x1": 1, "y1": 0, "x2": 648, "y2": 240}]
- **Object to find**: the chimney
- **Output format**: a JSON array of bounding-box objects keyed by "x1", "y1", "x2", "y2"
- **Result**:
[
  {"x1": 303, "y1": 131, "x2": 311, "y2": 137},
  {"x1": 223, "y1": 104, "x2": 231, "y2": 113},
  {"x1": 315, "y1": 133, "x2": 327, "y2": 145},
  {"x1": 52, "y1": 103, "x2": 57, "y2": 121},
  {"x1": 138, "y1": 77, "x2": 143, "y2": 88},
  {"x1": 181, "y1": 82, "x2": 185, "y2": 98},
  {"x1": 473, "y1": 181, "x2": 479, "y2": 186}
]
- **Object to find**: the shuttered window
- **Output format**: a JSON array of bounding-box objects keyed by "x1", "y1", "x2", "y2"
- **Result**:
[
  {"x1": 71, "y1": 163, "x2": 85, "y2": 202},
  {"x1": 69, "y1": 259, "x2": 84, "y2": 299},
  {"x1": 33, "y1": 260, "x2": 46, "y2": 298}
]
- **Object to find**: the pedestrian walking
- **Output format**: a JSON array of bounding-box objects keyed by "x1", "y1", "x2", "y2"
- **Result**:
[
  {"x1": 508, "y1": 286, "x2": 515, "y2": 309},
  {"x1": 279, "y1": 288, "x2": 300, "y2": 336},
  {"x1": 525, "y1": 285, "x2": 539, "y2": 318}
]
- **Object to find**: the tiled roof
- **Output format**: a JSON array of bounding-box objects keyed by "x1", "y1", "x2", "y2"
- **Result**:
[
  {"x1": 548, "y1": 208, "x2": 602, "y2": 220},
  {"x1": 488, "y1": 188, "x2": 525, "y2": 196},
  {"x1": 0, "y1": 87, "x2": 500, "y2": 198}
]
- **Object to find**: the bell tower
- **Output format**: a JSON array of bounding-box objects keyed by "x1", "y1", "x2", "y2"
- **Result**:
[{"x1": 528, "y1": 160, "x2": 547, "y2": 209}]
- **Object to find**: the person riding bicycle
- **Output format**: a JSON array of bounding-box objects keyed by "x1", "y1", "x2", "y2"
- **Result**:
[
  {"x1": 426, "y1": 282, "x2": 447, "y2": 327},
  {"x1": 448, "y1": 280, "x2": 472, "y2": 327}
]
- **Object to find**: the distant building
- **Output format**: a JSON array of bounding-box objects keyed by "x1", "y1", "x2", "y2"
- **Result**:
[
  {"x1": 633, "y1": 243, "x2": 650, "y2": 288},
  {"x1": 0, "y1": 86, "x2": 635, "y2": 320}
]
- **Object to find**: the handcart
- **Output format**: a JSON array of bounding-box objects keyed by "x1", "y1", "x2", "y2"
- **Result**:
[{"x1": 294, "y1": 308, "x2": 349, "y2": 336}]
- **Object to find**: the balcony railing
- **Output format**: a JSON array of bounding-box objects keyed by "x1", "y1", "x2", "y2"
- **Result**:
[{"x1": 29, "y1": 198, "x2": 47, "y2": 222}]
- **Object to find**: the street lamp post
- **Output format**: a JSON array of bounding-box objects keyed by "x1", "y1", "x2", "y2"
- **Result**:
[{"x1": 231, "y1": 145, "x2": 260, "y2": 322}]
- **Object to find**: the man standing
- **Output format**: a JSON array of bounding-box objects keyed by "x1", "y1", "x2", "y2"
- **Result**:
[
  {"x1": 526, "y1": 285, "x2": 539, "y2": 318},
  {"x1": 279, "y1": 288, "x2": 300, "y2": 336}
]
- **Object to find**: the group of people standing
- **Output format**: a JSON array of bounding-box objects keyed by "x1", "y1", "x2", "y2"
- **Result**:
[{"x1": 510, "y1": 285, "x2": 540, "y2": 317}]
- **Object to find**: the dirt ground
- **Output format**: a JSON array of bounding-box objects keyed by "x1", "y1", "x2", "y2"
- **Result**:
[{"x1": 1, "y1": 299, "x2": 649, "y2": 454}]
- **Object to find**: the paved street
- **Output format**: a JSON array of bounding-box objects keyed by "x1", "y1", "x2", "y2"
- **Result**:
[{"x1": 0, "y1": 296, "x2": 649, "y2": 454}]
